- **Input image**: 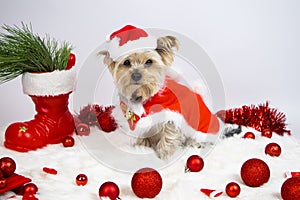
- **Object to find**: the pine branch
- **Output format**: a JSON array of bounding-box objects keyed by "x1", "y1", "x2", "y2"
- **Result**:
[{"x1": 0, "y1": 22, "x2": 73, "y2": 83}]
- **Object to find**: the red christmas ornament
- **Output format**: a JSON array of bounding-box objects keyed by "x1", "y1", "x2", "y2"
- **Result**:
[
  {"x1": 76, "y1": 174, "x2": 88, "y2": 186},
  {"x1": 62, "y1": 136, "x2": 75, "y2": 147},
  {"x1": 0, "y1": 157, "x2": 16, "y2": 178},
  {"x1": 285, "y1": 172, "x2": 300, "y2": 178},
  {"x1": 99, "y1": 181, "x2": 120, "y2": 200},
  {"x1": 0, "y1": 178, "x2": 7, "y2": 189},
  {"x1": 97, "y1": 106, "x2": 117, "y2": 132},
  {"x1": 243, "y1": 131, "x2": 255, "y2": 139},
  {"x1": 23, "y1": 183, "x2": 38, "y2": 195},
  {"x1": 131, "y1": 167, "x2": 163, "y2": 198},
  {"x1": 185, "y1": 155, "x2": 204, "y2": 172},
  {"x1": 66, "y1": 53, "x2": 76, "y2": 70},
  {"x1": 22, "y1": 192, "x2": 38, "y2": 200},
  {"x1": 281, "y1": 177, "x2": 300, "y2": 200},
  {"x1": 265, "y1": 142, "x2": 281, "y2": 157},
  {"x1": 75, "y1": 123, "x2": 90, "y2": 136},
  {"x1": 225, "y1": 182, "x2": 241, "y2": 198},
  {"x1": 261, "y1": 129, "x2": 272, "y2": 138},
  {"x1": 220, "y1": 101, "x2": 290, "y2": 136},
  {"x1": 240, "y1": 158, "x2": 270, "y2": 187}
]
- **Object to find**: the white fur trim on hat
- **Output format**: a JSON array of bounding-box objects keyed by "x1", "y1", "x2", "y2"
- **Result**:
[
  {"x1": 108, "y1": 36, "x2": 157, "y2": 61},
  {"x1": 22, "y1": 68, "x2": 76, "y2": 96}
]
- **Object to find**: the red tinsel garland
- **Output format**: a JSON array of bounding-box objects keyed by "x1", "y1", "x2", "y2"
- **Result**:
[{"x1": 217, "y1": 101, "x2": 290, "y2": 136}]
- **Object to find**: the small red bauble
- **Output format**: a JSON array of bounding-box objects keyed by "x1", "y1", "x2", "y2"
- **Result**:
[
  {"x1": 23, "y1": 183, "x2": 38, "y2": 195},
  {"x1": 99, "y1": 181, "x2": 120, "y2": 200},
  {"x1": 243, "y1": 132, "x2": 255, "y2": 139},
  {"x1": 281, "y1": 177, "x2": 300, "y2": 200},
  {"x1": 0, "y1": 157, "x2": 16, "y2": 177},
  {"x1": 62, "y1": 136, "x2": 75, "y2": 147},
  {"x1": 22, "y1": 193, "x2": 38, "y2": 200},
  {"x1": 131, "y1": 167, "x2": 163, "y2": 198},
  {"x1": 0, "y1": 178, "x2": 7, "y2": 189},
  {"x1": 265, "y1": 142, "x2": 281, "y2": 157},
  {"x1": 97, "y1": 107, "x2": 117, "y2": 132},
  {"x1": 225, "y1": 182, "x2": 241, "y2": 198},
  {"x1": 186, "y1": 155, "x2": 204, "y2": 172},
  {"x1": 240, "y1": 158, "x2": 270, "y2": 187},
  {"x1": 76, "y1": 123, "x2": 90, "y2": 136},
  {"x1": 261, "y1": 129, "x2": 272, "y2": 138},
  {"x1": 66, "y1": 53, "x2": 76, "y2": 70},
  {"x1": 76, "y1": 174, "x2": 88, "y2": 186}
]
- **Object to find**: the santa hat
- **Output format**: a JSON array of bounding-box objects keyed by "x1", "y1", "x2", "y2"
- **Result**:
[{"x1": 106, "y1": 25, "x2": 157, "y2": 61}]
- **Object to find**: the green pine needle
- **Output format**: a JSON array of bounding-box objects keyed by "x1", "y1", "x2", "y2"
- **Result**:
[{"x1": 0, "y1": 22, "x2": 73, "y2": 83}]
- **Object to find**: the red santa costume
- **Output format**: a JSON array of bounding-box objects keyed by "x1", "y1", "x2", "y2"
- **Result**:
[{"x1": 107, "y1": 25, "x2": 221, "y2": 141}]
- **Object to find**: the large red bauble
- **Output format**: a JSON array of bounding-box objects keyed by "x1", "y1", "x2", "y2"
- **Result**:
[
  {"x1": 131, "y1": 167, "x2": 163, "y2": 198},
  {"x1": 261, "y1": 129, "x2": 272, "y2": 138},
  {"x1": 265, "y1": 142, "x2": 281, "y2": 157},
  {"x1": 23, "y1": 183, "x2": 38, "y2": 195},
  {"x1": 240, "y1": 158, "x2": 270, "y2": 187},
  {"x1": 281, "y1": 177, "x2": 300, "y2": 200},
  {"x1": 62, "y1": 136, "x2": 75, "y2": 147},
  {"x1": 225, "y1": 182, "x2": 241, "y2": 198},
  {"x1": 76, "y1": 174, "x2": 88, "y2": 186},
  {"x1": 0, "y1": 157, "x2": 16, "y2": 177},
  {"x1": 243, "y1": 132, "x2": 255, "y2": 139},
  {"x1": 99, "y1": 181, "x2": 120, "y2": 200},
  {"x1": 186, "y1": 155, "x2": 204, "y2": 172},
  {"x1": 66, "y1": 53, "x2": 76, "y2": 70}
]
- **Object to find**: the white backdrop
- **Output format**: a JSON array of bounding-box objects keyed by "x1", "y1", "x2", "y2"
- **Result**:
[{"x1": 0, "y1": 0, "x2": 299, "y2": 138}]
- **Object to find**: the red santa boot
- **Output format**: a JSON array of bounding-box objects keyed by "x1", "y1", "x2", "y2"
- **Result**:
[{"x1": 4, "y1": 68, "x2": 76, "y2": 152}]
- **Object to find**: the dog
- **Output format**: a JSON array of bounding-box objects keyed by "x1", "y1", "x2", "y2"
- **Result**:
[{"x1": 98, "y1": 25, "x2": 220, "y2": 159}]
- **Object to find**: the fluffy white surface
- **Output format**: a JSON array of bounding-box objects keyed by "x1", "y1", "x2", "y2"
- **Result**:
[{"x1": 0, "y1": 126, "x2": 299, "y2": 200}]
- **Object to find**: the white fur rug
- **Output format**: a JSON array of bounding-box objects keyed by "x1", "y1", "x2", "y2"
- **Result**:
[{"x1": 0, "y1": 126, "x2": 299, "y2": 200}]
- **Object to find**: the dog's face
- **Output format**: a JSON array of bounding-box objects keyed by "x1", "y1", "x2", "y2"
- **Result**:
[{"x1": 99, "y1": 36, "x2": 179, "y2": 104}]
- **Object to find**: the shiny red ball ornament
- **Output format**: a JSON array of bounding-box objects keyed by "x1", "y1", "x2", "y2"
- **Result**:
[
  {"x1": 76, "y1": 123, "x2": 90, "y2": 136},
  {"x1": 281, "y1": 177, "x2": 300, "y2": 200},
  {"x1": 22, "y1": 192, "x2": 38, "y2": 200},
  {"x1": 243, "y1": 132, "x2": 255, "y2": 139},
  {"x1": 225, "y1": 182, "x2": 241, "y2": 198},
  {"x1": 76, "y1": 174, "x2": 88, "y2": 186},
  {"x1": 261, "y1": 129, "x2": 272, "y2": 138},
  {"x1": 131, "y1": 167, "x2": 163, "y2": 198},
  {"x1": 0, "y1": 157, "x2": 16, "y2": 177},
  {"x1": 0, "y1": 178, "x2": 7, "y2": 189},
  {"x1": 66, "y1": 53, "x2": 76, "y2": 70},
  {"x1": 97, "y1": 107, "x2": 117, "y2": 132},
  {"x1": 62, "y1": 136, "x2": 75, "y2": 147},
  {"x1": 23, "y1": 183, "x2": 38, "y2": 195},
  {"x1": 240, "y1": 158, "x2": 270, "y2": 187},
  {"x1": 186, "y1": 155, "x2": 204, "y2": 172},
  {"x1": 99, "y1": 181, "x2": 120, "y2": 200},
  {"x1": 265, "y1": 142, "x2": 281, "y2": 157}
]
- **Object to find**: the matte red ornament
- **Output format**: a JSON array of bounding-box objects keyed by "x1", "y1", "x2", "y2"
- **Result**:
[
  {"x1": 261, "y1": 129, "x2": 272, "y2": 138},
  {"x1": 281, "y1": 177, "x2": 300, "y2": 200},
  {"x1": 62, "y1": 136, "x2": 75, "y2": 147},
  {"x1": 0, "y1": 157, "x2": 16, "y2": 178},
  {"x1": 131, "y1": 167, "x2": 163, "y2": 198},
  {"x1": 225, "y1": 182, "x2": 241, "y2": 198},
  {"x1": 97, "y1": 106, "x2": 117, "y2": 132},
  {"x1": 240, "y1": 158, "x2": 270, "y2": 187},
  {"x1": 243, "y1": 132, "x2": 255, "y2": 139},
  {"x1": 0, "y1": 178, "x2": 7, "y2": 189},
  {"x1": 99, "y1": 181, "x2": 120, "y2": 200},
  {"x1": 265, "y1": 142, "x2": 281, "y2": 157},
  {"x1": 185, "y1": 155, "x2": 204, "y2": 172},
  {"x1": 66, "y1": 53, "x2": 76, "y2": 70},
  {"x1": 76, "y1": 174, "x2": 88, "y2": 186},
  {"x1": 75, "y1": 123, "x2": 90, "y2": 136},
  {"x1": 23, "y1": 183, "x2": 38, "y2": 195}
]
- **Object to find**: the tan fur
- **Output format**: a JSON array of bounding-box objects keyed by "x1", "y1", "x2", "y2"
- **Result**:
[{"x1": 99, "y1": 36, "x2": 197, "y2": 159}]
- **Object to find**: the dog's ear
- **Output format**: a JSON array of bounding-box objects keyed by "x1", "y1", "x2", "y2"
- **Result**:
[
  {"x1": 156, "y1": 36, "x2": 179, "y2": 66},
  {"x1": 98, "y1": 50, "x2": 115, "y2": 72}
]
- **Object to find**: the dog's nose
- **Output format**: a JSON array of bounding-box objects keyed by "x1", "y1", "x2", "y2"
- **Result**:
[{"x1": 131, "y1": 72, "x2": 142, "y2": 82}]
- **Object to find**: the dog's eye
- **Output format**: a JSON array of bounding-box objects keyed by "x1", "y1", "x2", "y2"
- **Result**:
[
  {"x1": 123, "y1": 60, "x2": 131, "y2": 67},
  {"x1": 145, "y1": 59, "x2": 152, "y2": 66}
]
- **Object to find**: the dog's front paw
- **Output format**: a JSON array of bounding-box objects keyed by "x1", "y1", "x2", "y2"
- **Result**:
[{"x1": 135, "y1": 138, "x2": 151, "y2": 147}]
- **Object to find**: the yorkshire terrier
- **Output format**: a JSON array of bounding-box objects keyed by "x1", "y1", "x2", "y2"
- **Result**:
[{"x1": 99, "y1": 29, "x2": 220, "y2": 159}]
